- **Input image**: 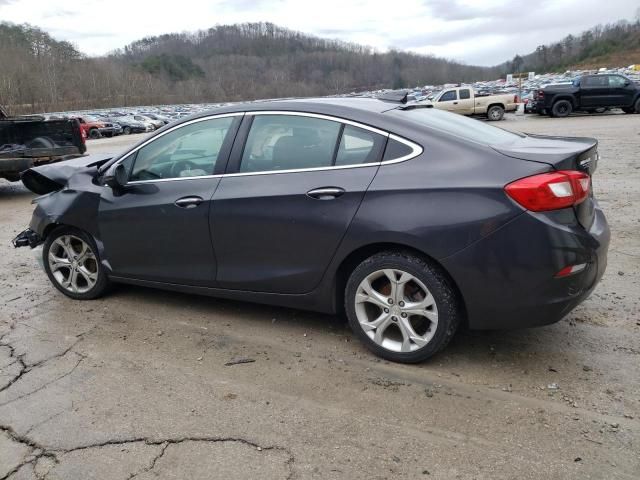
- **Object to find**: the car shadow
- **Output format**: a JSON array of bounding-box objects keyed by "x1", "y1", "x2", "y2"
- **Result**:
[{"x1": 107, "y1": 283, "x2": 571, "y2": 368}]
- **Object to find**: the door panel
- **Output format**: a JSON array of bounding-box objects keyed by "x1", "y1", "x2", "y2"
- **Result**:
[
  {"x1": 211, "y1": 167, "x2": 378, "y2": 293},
  {"x1": 580, "y1": 76, "x2": 609, "y2": 107},
  {"x1": 99, "y1": 178, "x2": 221, "y2": 285},
  {"x1": 455, "y1": 89, "x2": 474, "y2": 114},
  {"x1": 436, "y1": 90, "x2": 458, "y2": 112},
  {"x1": 608, "y1": 75, "x2": 633, "y2": 106},
  {"x1": 98, "y1": 115, "x2": 241, "y2": 286}
]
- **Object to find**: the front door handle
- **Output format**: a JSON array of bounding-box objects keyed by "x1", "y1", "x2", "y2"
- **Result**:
[
  {"x1": 306, "y1": 187, "x2": 345, "y2": 200},
  {"x1": 175, "y1": 196, "x2": 203, "y2": 208}
]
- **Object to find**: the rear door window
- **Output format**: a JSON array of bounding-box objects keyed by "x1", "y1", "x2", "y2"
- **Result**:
[
  {"x1": 459, "y1": 89, "x2": 471, "y2": 100},
  {"x1": 240, "y1": 115, "x2": 341, "y2": 173},
  {"x1": 583, "y1": 76, "x2": 607, "y2": 87}
]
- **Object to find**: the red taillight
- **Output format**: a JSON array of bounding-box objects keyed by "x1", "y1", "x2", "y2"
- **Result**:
[
  {"x1": 514, "y1": 95, "x2": 519, "y2": 103},
  {"x1": 505, "y1": 170, "x2": 590, "y2": 212},
  {"x1": 537, "y1": 89, "x2": 544, "y2": 99}
]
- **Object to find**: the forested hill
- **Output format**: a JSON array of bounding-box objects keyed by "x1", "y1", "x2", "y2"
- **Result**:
[
  {"x1": 116, "y1": 23, "x2": 498, "y2": 95},
  {"x1": 503, "y1": 18, "x2": 640, "y2": 73}
]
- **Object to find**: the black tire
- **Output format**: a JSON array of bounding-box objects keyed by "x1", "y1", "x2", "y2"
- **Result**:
[
  {"x1": 42, "y1": 226, "x2": 110, "y2": 300},
  {"x1": 622, "y1": 107, "x2": 634, "y2": 114},
  {"x1": 487, "y1": 105, "x2": 504, "y2": 121},
  {"x1": 123, "y1": 126, "x2": 131, "y2": 135},
  {"x1": 24, "y1": 136, "x2": 56, "y2": 149},
  {"x1": 345, "y1": 251, "x2": 461, "y2": 363},
  {"x1": 551, "y1": 100, "x2": 572, "y2": 117},
  {"x1": 89, "y1": 128, "x2": 101, "y2": 139},
  {"x1": 635, "y1": 98, "x2": 640, "y2": 114}
]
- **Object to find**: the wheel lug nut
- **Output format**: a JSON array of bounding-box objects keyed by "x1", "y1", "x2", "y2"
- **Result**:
[
  {"x1": 383, "y1": 308, "x2": 389, "y2": 313},
  {"x1": 388, "y1": 299, "x2": 394, "y2": 304},
  {"x1": 401, "y1": 312, "x2": 407, "y2": 318},
  {"x1": 399, "y1": 301, "x2": 405, "y2": 307},
  {"x1": 391, "y1": 316, "x2": 397, "y2": 321}
]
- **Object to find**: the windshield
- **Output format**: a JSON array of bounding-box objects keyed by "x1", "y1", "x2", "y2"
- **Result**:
[{"x1": 392, "y1": 108, "x2": 524, "y2": 145}]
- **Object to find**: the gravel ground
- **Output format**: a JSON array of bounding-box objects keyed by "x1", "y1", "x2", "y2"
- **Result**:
[{"x1": 1, "y1": 112, "x2": 638, "y2": 479}]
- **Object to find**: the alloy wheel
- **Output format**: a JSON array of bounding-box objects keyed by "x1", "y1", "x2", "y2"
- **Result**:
[
  {"x1": 354, "y1": 269, "x2": 438, "y2": 353},
  {"x1": 48, "y1": 235, "x2": 99, "y2": 294}
]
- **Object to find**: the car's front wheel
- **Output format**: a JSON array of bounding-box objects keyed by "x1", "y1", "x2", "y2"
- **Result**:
[
  {"x1": 43, "y1": 227, "x2": 110, "y2": 300},
  {"x1": 345, "y1": 251, "x2": 461, "y2": 363}
]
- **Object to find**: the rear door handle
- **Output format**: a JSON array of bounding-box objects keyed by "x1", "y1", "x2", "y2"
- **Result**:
[
  {"x1": 306, "y1": 187, "x2": 345, "y2": 200},
  {"x1": 174, "y1": 196, "x2": 203, "y2": 208}
]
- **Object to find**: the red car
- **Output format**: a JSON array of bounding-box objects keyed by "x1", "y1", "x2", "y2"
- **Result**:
[{"x1": 75, "y1": 116, "x2": 117, "y2": 139}]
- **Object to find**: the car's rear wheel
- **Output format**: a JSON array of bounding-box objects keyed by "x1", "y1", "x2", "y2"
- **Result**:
[
  {"x1": 487, "y1": 105, "x2": 504, "y2": 121},
  {"x1": 345, "y1": 251, "x2": 461, "y2": 363},
  {"x1": 43, "y1": 226, "x2": 110, "y2": 300},
  {"x1": 89, "y1": 128, "x2": 101, "y2": 139},
  {"x1": 635, "y1": 98, "x2": 640, "y2": 113},
  {"x1": 123, "y1": 126, "x2": 131, "y2": 135},
  {"x1": 552, "y1": 100, "x2": 572, "y2": 117}
]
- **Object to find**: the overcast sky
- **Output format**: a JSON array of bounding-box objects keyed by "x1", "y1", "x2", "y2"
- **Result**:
[{"x1": 0, "y1": 0, "x2": 637, "y2": 65}]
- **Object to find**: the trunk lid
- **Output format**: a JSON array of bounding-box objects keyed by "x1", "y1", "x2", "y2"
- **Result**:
[{"x1": 493, "y1": 134, "x2": 598, "y2": 229}]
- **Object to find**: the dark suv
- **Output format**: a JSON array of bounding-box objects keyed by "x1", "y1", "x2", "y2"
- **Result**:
[{"x1": 535, "y1": 74, "x2": 640, "y2": 117}]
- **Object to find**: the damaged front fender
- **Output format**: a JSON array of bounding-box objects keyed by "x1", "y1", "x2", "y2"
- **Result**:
[{"x1": 21, "y1": 153, "x2": 113, "y2": 195}]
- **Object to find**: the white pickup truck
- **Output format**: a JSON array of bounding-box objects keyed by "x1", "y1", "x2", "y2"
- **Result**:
[{"x1": 431, "y1": 87, "x2": 518, "y2": 121}]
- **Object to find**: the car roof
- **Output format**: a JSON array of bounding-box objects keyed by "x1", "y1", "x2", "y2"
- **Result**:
[{"x1": 170, "y1": 97, "x2": 404, "y2": 132}]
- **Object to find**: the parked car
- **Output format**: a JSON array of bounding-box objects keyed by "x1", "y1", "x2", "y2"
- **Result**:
[
  {"x1": 13, "y1": 98, "x2": 609, "y2": 363},
  {"x1": 431, "y1": 87, "x2": 518, "y2": 120},
  {"x1": 108, "y1": 116, "x2": 150, "y2": 134},
  {"x1": 75, "y1": 115, "x2": 117, "y2": 139},
  {"x1": 140, "y1": 113, "x2": 172, "y2": 125},
  {"x1": 0, "y1": 106, "x2": 86, "y2": 181},
  {"x1": 132, "y1": 114, "x2": 162, "y2": 130},
  {"x1": 535, "y1": 74, "x2": 640, "y2": 117}
]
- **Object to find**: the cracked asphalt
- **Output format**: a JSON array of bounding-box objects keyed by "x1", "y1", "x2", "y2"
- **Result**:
[{"x1": 1, "y1": 112, "x2": 639, "y2": 479}]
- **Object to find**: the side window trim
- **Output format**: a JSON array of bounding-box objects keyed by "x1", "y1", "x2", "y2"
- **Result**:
[{"x1": 113, "y1": 110, "x2": 423, "y2": 181}]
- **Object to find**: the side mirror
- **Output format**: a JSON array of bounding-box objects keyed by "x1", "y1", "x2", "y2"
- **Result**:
[{"x1": 104, "y1": 163, "x2": 128, "y2": 189}]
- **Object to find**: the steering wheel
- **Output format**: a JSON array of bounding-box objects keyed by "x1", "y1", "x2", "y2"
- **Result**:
[{"x1": 170, "y1": 160, "x2": 200, "y2": 178}]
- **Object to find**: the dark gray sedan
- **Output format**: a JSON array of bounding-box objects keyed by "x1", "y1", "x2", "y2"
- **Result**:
[{"x1": 13, "y1": 98, "x2": 609, "y2": 362}]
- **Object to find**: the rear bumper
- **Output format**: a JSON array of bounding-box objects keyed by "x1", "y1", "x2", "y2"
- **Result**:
[{"x1": 441, "y1": 207, "x2": 610, "y2": 330}]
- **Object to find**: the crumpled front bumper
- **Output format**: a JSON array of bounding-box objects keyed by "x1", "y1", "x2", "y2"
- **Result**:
[{"x1": 12, "y1": 228, "x2": 42, "y2": 248}]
